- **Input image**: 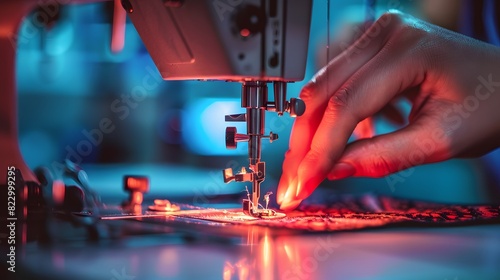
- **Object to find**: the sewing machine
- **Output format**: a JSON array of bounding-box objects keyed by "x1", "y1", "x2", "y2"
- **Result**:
[
  {"x1": 3, "y1": 2, "x2": 500, "y2": 280},
  {"x1": 0, "y1": 0, "x2": 312, "y2": 217}
]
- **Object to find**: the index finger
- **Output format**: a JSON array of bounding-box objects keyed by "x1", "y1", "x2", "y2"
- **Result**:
[{"x1": 278, "y1": 12, "x2": 401, "y2": 208}]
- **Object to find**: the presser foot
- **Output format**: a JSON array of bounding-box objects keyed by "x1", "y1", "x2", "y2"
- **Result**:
[
  {"x1": 242, "y1": 198, "x2": 285, "y2": 219},
  {"x1": 224, "y1": 164, "x2": 284, "y2": 219}
]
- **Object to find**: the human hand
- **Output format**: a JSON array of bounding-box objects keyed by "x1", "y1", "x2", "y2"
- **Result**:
[{"x1": 278, "y1": 10, "x2": 500, "y2": 210}]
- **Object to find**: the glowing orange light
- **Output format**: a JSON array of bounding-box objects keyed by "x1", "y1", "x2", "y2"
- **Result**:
[
  {"x1": 223, "y1": 261, "x2": 233, "y2": 280},
  {"x1": 126, "y1": 177, "x2": 148, "y2": 191},
  {"x1": 263, "y1": 235, "x2": 271, "y2": 264},
  {"x1": 156, "y1": 248, "x2": 179, "y2": 277},
  {"x1": 52, "y1": 180, "x2": 65, "y2": 205},
  {"x1": 240, "y1": 28, "x2": 250, "y2": 37},
  {"x1": 238, "y1": 262, "x2": 249, "y2": 280},
  {"x1": 283, "y1": 244, "x2": 293, "y2": 260},
  {"x1": 259, "y1": 235, "x2": 275, "y2": 280},
  {"x1": 111, "y1": 0, "x2": 126, "y2": 53}
]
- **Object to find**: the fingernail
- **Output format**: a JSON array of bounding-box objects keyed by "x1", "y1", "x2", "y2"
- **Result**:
[
  {"x1": 277, "y1": 192, "x2": 285, "y2": 205},
  {"x1": 282, "y1": 177, "x2": 297, "y2": 203},
  {"x1": 277, "y1": 176, "x2": 291, "y2": 205},
  {"x1": 295, "y1": 163, "x2": 319, "y2": 200},
  {"x1": 295, "y1": 177, "x2": 316, "y2": 200},
  {"x1": 295, "y1": 180, "x2": 303, "y2": 197},
  {"x1": 280, "y1": 198, "x2": 302, "y2": 211},
  {"x1": 328, "y1": 163, "x2": 355, "y2": 180}
]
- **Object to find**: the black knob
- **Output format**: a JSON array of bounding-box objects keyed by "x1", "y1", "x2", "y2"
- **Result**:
[
  {"x1": 63, "y1": 185, "x2": 85, "y2": 212},
  {"x1": 269, "y1": 132, "x2": 279, "y2": 143},
  {"x1": 226, "y1": 127, "x2": 237, "y2": 149},
  {"x1": 288, "y1": 98, "x2": 306, "y2": 117}
]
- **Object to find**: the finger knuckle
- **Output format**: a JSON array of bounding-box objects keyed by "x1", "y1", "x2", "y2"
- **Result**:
[
  {"x1": 379, "y1": 10, "x2": 404, "y2": 29},
  {"x1": 374, "y1": 155, "x2": 398, "y2": 177},
  {"x1": 283, "y1": 149, "x2": 294, "y2": 162},
  {"x1": 380, "y1": 11, "x2": 425, "y2": 42},
  {"x1": 327, "y1": 88, "x2": 351, "y2": 113},
  {"x1": 386, "y1": 12, "x2": 427, "y2": 42},
  {"x1": 357, "y1": 140, "x2": 399, "y2": 177},
  {"x1": 305, "y1": 146, "x2": 325, "y2": 164},
  {"x1": 363, "y1": 153, "x2": 399, "y2": 178},
  {"x1": 397, "y1": 23, "x2": 426, "y2": 43},
  {"x1": 299, "y1": 82, "x2": 317, "y2": 103},
  {"x1": 381, "y1": 12, "x2": 436, "y2": 66}
]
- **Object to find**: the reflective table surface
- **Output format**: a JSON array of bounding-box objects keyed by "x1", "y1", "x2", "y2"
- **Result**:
[{"x1": 17, "y1": 222, "x2": 500, "y2": 280}]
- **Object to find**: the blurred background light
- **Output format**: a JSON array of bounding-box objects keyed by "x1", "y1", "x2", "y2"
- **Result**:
[{"x1": 182, "y1": 98, "x2": 247, "y2": 156}]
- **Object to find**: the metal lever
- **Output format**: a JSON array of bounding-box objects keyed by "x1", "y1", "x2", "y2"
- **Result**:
[
  {"x1": 226, "y1": 127, "x2": 278, "y2": 149},
  {"x1": 222, "y1": 167, "x2": 253, "y2": 183},
  {"x1": 262, "y1": 132, "x2": 279, "y2": 143},
  {"x1": 269, "y1": 82, "x2": 306, "y2": 117},
  {"x1": 225, "y1": 127, "x2": 250, "y2": 149},
  {"x1": 274, "y1": 81, "x2": 287, "y2": 115}
]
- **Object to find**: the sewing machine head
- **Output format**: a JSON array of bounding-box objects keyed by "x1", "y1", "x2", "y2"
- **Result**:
[
  {"x1": 126, "y1": 0, "x2": 311, "y2": 82},
  {"x1": 125, "y1": 0, "x2": 312, "y2": 217}
]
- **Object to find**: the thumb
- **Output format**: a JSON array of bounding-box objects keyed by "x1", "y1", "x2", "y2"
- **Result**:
[{"x1": 352, "y1": 117, "x2": 375, "y2": 139}]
